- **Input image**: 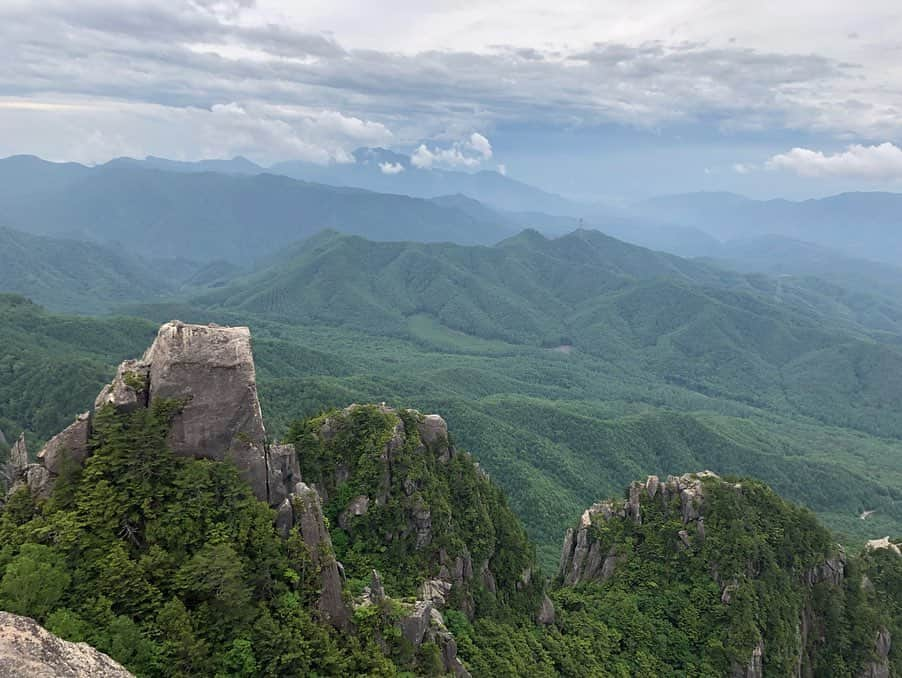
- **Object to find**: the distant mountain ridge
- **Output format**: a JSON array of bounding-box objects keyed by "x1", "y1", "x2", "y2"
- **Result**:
[
  {"x1": 0, "y1": 156, "x2": 516, "y2": 262},
  {"x1": 632, "y1": 190, "x2": 902, "y2": 266}
]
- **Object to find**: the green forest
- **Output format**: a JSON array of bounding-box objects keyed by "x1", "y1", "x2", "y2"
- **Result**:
[{"x1": 3, "y1": 229, "x2": 902, "y2": 571}]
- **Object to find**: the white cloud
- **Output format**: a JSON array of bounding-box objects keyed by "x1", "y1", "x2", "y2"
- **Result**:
[
  {"x1": 497, "y1": 163, "x2": 507, "y2": 175},
  {"x1": 0, "y1": 97, "x2": 393, "y2": 165},
  {"x1": 732, "y1": 162, "x2": 753, "y2": 174},
  {"x1": 468, "y1": 132, "x2": 493, "y2": 159},
  {"x1": 378, "y1": 161, "x2": 405, "y2": 174},
  {"x1": 410, "y1": 133, "x2": 493, "y2": 170},
  {"x1": 766, "y1": 142, "x2": 902, "y2": 180}
]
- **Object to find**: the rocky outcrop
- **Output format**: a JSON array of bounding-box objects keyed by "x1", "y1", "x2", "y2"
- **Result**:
[
  {"x1": 0, "y1": 611, "x2": 133, "y2": 677},
  {"x1": 559, "y1": 471, "x2": 718, "y2": 585},
  {"x1": 291, "y1": 482, "x2": 349, "y2": 628},
  {"x1": 536, "y1": 593, "x2": 556, "y2": 625},
  {"x1": 94, "y1": 359, "x2": 148, "y2": 413},
  {"x1": 802, "y1": 550, "x2": 845, "y2": 587},
  {"x1": 2, "y1": 321, "x2": 352, "y2": 631},
  {"x1": 266, "y1": 443, "x2": 301, "y2": 508},
  {"x1": 732, "y1": 640, "x2": 764, "y2": 678},
  {"x1": 397, "y1": 600, "x2": 471, "y2": 677},
  {"x1": 8, "y1": 321, "x2": 300, "y2": 509},
  {"x1": 306, "y1": 403, "x2": 508, "y2": 615},
  {"x1": 10, "y1": 433, "x2": 28, "y2": 469},
  {"x1": 858, "y1": 628, "x2": 891, "y2": 678},
  {"x1": 37, "y1": 412, "x2": 91, "y2": 475},
  {"x1": 142, "y1": 322, "x2": 271, "y2": 500},
  {"x1": 866, "y1": 537, "x2": 902, "y2": 556}
]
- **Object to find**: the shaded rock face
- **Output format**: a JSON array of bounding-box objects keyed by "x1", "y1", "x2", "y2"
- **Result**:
[
  {"x1": 858, "y1": 628, "x2": 892, "y2": 678},
  {"x1": 266, "y1": 443, "x2": 301, "y2": 508},
  {"x1": 291, "y1": 482, "x2": 349, "y2": 628},
  {"x1": 10, "y1": 433, "x2": 28, "y2": 469},
  {"x1": 0, "y1": 611, "x2": 133, "y2": 677},
  {"x1": 37, "y1": 412, "x2": 91, "y2": 475}
]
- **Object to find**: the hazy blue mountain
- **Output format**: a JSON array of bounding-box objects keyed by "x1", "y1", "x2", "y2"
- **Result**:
[
  {"x1": 0, "y1": 156, "x2": 515, "y2": 262},
  {"x1": 0, "y1": 155, "x2": 89, "y2": 202},
  {"x1": 103, "y1": 155, "x2": 266, "y2": 175},
  {"x1": 271, "y1": 147, "x2": 588, "y2": 215},
  {"x1": 633, "y1": 191, "x2": 902, "y2": 265},
  {"x1": 708, "y1": 235, "x2": 902, "y2": 298}
]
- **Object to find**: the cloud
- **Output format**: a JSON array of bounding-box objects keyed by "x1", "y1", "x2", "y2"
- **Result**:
[
  {"x1": 378, "y1": 161, "x2": 405, "y2": 174},
  {"x1": 4, "y1": 1, "x2": 902, "y2": 166},
  {"x1": 0, "y1": 97, "x2": 392, "y2": 165},
  {"x1": 766, "y1": 142, "x2": 902, "y2": 180},
  {"x1": 410, "y1": 133, "x2": 493, "y2": 170},
  {"x1": 497, "y1": 163, "x2": 507, "y2": 176},
  {"x1": 732, "y1": 163, "x2": 753, "y2": 174}
]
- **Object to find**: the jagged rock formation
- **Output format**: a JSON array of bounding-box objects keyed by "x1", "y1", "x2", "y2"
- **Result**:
[
  {"x1": 37, "y1": 412, "x2": 91, "y2": 476},
  {"x1": 10, "y1": 321, "x2": 298, "y2": 508},
  {"x1": 298, "y1": 403, "x2": 542, "y2": 621},
  {"x1": 559, "y1": 471, "x2": 872, "y2": 676},
  {"x1": 0, "y1": 612, "x2": 133, "y2": 677},
  {"x1": 142, "y1": 322, "x2": 271, "y2": 498},
  {"x1": 290, "y1": 482, "x2": 349, "y2": 628},
  {"x1": 559, "y1": 471, "x2": 717, "y2": 585},
  {"x1": 356, "y1": 569, "x2": 471, "y2": 677},
  {"x1": 10, "y1": 433, "x2": 28, "y2": 469},
  {"x1": 3, "y1": 320, "x2": 347, "y2": 629}
]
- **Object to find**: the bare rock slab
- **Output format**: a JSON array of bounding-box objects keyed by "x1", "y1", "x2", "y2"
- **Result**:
[{"x1": 0, "y1": 611, "x2": 133, "y2": 677}]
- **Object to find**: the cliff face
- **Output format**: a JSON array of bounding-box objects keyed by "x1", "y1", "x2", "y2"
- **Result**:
[{"x1": 0, "y1": 612, "x2": 133, "y2": 677}]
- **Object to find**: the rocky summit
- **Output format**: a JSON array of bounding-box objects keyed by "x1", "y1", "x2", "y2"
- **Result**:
[
  {"x1": 0, "y1": 612, "x2": 133, "y2": 677},
  {"x1": 9, "y1": 321, "x2": 298, "y2": 508}
]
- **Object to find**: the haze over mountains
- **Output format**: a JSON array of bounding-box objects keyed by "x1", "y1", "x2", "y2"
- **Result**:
[{"x1": 4, "y1": 153, "x2": 902, "y2": 272}]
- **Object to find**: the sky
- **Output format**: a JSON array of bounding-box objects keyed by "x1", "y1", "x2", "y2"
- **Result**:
[{"x1": 3, "y1": 0, "x2": 902, "y2": 200}]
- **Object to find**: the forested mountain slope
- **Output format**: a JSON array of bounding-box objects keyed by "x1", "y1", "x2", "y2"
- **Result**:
[
  {"x1": 0, "y1": 227, "x2": 181, "y2": 313},
  {"x1": 5, "y1": 229, "x2": 902, "y2": 570},
  {"x1": 1, "y1": 321, "x2": 898, "y2": 675}
]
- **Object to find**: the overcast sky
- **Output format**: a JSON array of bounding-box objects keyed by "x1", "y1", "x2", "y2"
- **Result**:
[{"x1": 3, "y1": 0, "x2": 902, "y2": 200}]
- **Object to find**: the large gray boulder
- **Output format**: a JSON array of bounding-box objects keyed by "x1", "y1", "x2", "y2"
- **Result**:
[
  {"x1": 6, "y1": 321, "x2": 303, "y2": 511},
  {"x1": 0, "y1": 611, "x2": 133, "y2": 677},
  {"x1": 142, "y1": 321, "x2": 270, "y2": 501}
]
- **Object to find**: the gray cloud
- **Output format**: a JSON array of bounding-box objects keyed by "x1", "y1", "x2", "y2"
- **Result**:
[{"x1": 0, "y1": 0, "x2": 894, "y2": 164}]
